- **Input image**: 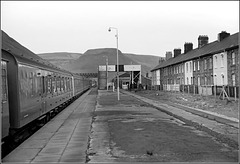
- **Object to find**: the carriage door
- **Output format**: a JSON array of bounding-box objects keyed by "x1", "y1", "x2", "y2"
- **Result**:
[
  {"x1": 1, "y1": 60, "x2": 10, "y2": 139},
  {"x1": 41, "y1": 75, "x2": 47, "y2": 114}
]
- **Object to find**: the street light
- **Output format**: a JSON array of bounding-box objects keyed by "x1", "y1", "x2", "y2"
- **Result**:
[
  {"x1": 108, "y1": 27, "x2": 120, "y2": 100},
  {"x1": 103, "y1": 55, "x2": 108, "y2": 91}
]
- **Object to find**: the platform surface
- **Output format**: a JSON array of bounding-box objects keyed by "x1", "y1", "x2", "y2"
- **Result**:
[{"x1": 3, "y1": 89, "x2": 97, "y2": 163}]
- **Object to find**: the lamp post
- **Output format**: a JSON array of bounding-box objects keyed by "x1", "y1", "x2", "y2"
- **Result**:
[
  {"x1": 103, "y1": 56, "x2": 108, "y2": 91},
  {"x1": 108, "y1": 27, "x2": 120, "y2": 100}
]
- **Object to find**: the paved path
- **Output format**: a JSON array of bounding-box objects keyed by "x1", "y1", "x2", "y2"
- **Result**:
[{"x1": 3, "y1": 88, "x2": 97, "y2": 163}]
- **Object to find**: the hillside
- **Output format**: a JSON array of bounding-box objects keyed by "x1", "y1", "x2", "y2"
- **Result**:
[
  {"x1": 38, "y1": 52, "x2": 82, "y2": 69},
  {"x1": 65, "y1": 48, "x2": 138, "y2": 73},
  {"x1": 124, "y1": 53, "x2": 164, "y2": 70},
  {"x1": 37, "y1": 49, "x2": 164, "y2": 77}
]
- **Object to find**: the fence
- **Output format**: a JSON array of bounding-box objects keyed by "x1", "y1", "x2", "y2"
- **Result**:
[
  {"x1": 212, "y1": 85, "x2": 239, "y2": 99},
  {"x1": 152, "y1": 84, "x2": 239, "y2": 99}
]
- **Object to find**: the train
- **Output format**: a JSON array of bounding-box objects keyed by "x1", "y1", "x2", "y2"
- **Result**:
[{"x1": 1, "y1": 31, "x2": 92, "y2": 143}]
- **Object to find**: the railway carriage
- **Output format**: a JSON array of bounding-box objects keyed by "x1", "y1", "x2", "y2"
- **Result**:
[{"x1": 1, "y1": 31, "x2": 91, "y2": 142}]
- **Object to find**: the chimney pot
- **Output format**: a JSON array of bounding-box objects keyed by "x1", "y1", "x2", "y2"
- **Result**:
[
  {"x1": 218, "y1": 31, "x2": 230, "y2": 42},
  {"x1": 184, "y1": 42, "x2": 193, "y2": 54},
  {"x1": 198, "y1": 35, "x2": 209, "y2": 48},
  {"x1": 165, "y1": 51, "x2": 172, "y2": 60},
  {"x1": 174, "y1": 48, "x2": 181, "y2": 58}
]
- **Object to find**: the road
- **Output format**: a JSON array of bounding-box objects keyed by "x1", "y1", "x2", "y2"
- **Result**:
[{"x1": 87, "y1": 90, "x2": 238, "y2": 163}]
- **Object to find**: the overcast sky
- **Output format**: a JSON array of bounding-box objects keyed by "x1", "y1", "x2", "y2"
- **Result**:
[{"x1": 1, "y1": 1, "x2": 239, "y2": 57}]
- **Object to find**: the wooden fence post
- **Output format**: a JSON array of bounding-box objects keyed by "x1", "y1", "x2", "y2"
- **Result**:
[{"x1": 223, "y1": 85, "x2": 225, "y2": 100}]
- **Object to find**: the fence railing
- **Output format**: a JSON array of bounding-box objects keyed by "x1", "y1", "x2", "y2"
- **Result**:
[{"x1": 151, "y1": 84, "x2": 239, "y2": 100}]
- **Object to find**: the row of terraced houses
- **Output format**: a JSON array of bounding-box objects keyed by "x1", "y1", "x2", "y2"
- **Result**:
[{"x1": 151, "y1": 31, "x2": 239, "y2": 98}]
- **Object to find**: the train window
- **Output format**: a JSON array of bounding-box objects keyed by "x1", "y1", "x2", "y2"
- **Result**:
[
  {"x1": 61, "y1": 77, "x2": 64, "y2": 92},
  {"x1": 70, "y1": 78, "x2": 72, "y2": 90},
  {"x1": 59, "y1": 77, "x2": 62, "y2": 92},
  {"x1": 2, "y1": 67, "x2": 7, "y2": 101},
  {"x1": 47, "y1": 77, "x2": 52, "y2": 94},
  {"x1": 35, "y1": 76, "x2": 42, "y2": 95},
  {"x1": 67, "y1": 78, "x2": 70, "y2": 91},
  {"x1": 56, "y1": 77, "x2": 60, "y2": 93},
  {"x1": 52, "y1": 77, "x2": 56, "y2": 94},
  {"x1": 65, "y1": 77, "x2": 68, "y2": 91}
]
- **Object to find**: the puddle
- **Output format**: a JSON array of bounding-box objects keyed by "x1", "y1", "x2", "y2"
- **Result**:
[
  {"x1": 141, "y1": 118, "x2": 157, "y2": 122},
  {"x1": 192, "y1": 129, "x2": 210, "y2": 137},
  {"x1": 134, "y1": 128, "x2": 144, "y2": 131},
  {"x1": 121, "y1": 119, "x2": 138, "y2": 123}
]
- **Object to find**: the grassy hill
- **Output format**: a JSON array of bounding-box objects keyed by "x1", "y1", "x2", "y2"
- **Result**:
[
  {"x1": 38, "y1": 52, "x2": 82, "y2": 69},
  {"x1": 37, "y1": 49, "x2": 164, "y2": 77},
  {"x1": 124, "y1": 53, "x2": 164, "y2": 71}
]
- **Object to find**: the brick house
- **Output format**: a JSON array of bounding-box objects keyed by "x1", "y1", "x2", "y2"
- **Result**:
[{"x1": 151, "y1": 31, "x2": 239, "y2": 97}]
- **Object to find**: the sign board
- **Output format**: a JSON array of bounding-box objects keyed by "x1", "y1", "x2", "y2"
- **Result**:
[
  {"x1": 99, "y1": 65, "x2": 116, "y2": 71},
  {"x1": 99, "y1": 65, "x2": 141, "y2": 72},
  {"x1": 124, "y1": 65, "x2": 141, "y2": 71}
]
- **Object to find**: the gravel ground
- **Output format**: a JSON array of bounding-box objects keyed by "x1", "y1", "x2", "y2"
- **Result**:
[
  {"x1": 88, "y1": 90, "x2": 238, "y2": 162},
  {"x1": 133, "y1": 90, "x2": 239, "y2": 119}
]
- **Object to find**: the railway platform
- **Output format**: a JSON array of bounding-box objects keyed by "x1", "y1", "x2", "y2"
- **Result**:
[
  {"x1": 2, "y1": 88, "x2": 238, "y2": 163},
  {"x1": 2, "y1": 88, "x2": 97, "y2": 163}
]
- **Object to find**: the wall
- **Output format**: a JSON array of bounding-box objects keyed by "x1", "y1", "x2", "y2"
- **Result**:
[
  {"x1": 156, "y1": 70, "x2": 160, "y2": 85},
  {"x1": 227, "y1": 48, "x2": 239, "y2": 86},
  {"x1": 184, "y1": 60, "x2": 193, "y2": 85},
  {"x1": 213, "y1": 52, "x2": 228, "y2": 86}
]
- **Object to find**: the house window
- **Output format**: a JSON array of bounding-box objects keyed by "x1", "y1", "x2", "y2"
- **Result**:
[
  {"x1": 221, "y1": 54, "x2": 224, "y2": 67},
  {"x1": 209, "y1": 58, "x2": 212, "y2": 69},
  {"x1": 204, "y1": 59, "x2": 207, "y2": 70},
  {"x1": 187, "y1": 77, "x2": 189, "y2": 85},
  {"x1": 205, "y1": 76, "x2": 207, "y2": 85},
  {"x1": 210, "y1": 75, "x2": 213, "y2": 85},
  {"x1": 215, "y1": 56, "x2": 217, "y2": 68},
  {"x1": 186, "y1": 63, "x2": 188, "y2": 73},
  {"x1": 232, "y1": 73, "x2": 235, "y2": 86},
  {"x1": 197, "y1": 60, "x2": 200, "y2": 70},
  {"x1": 232, "y1": 52, "x2": 235, "y2": 65},
  {"x1": 190, "y1": 62, "x2": 192, "y2": 72},
  {"x1": 221, "y1": 74, "x2": 224, "y2": 85},
  {"x1": 198, "y1": 76, "x2": 200, "y2": 86},
  {"x1": 193, "y1": 61, "x2": 196, "y2": 71},
  {"x1": 191, "y1": 77, "x2": 193, "y2": 85}
]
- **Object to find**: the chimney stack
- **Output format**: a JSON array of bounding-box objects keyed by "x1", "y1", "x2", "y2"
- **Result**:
[
  {"x1": 173, "y1": 48, "x2": 181, "y2": 58},
  {"x1": 218, "y1": 31, "x2": 230, "y2": 42},
  {"x1": 165, "y1": 51, "x2": 172, "y2": 60},
  {"x1": 184, "y1": 42, "x2": 193, "y2": 54},
  {"x1": 198, "y1": 35, "x2": 208, "y2": 48},
  {"x1": 158, "y1": 58, "x2": 165, "y2": 64}
]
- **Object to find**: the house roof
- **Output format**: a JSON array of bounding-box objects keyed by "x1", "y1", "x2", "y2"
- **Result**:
[{"x1": 151, "y1": 32, "x2": 239, "y2": 72}]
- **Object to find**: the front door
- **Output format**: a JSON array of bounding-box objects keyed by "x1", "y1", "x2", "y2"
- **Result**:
[
  {"x1": 1, "y1": 60, "x2": 10, "y2": 139},
  {"x1": 41, "y1": 75, "x2": 47, "y2": 114}
]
